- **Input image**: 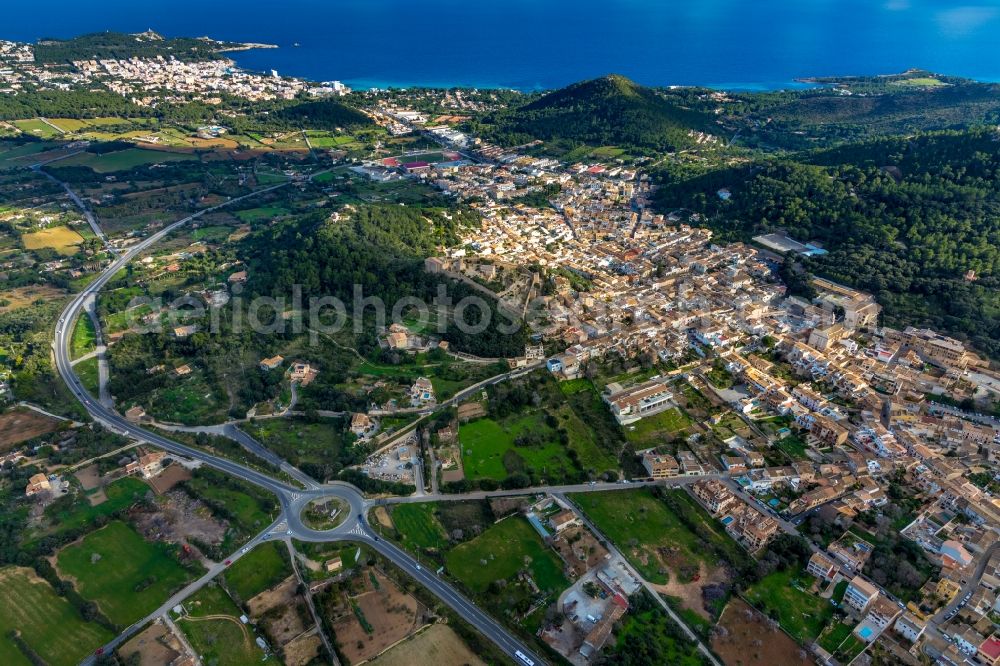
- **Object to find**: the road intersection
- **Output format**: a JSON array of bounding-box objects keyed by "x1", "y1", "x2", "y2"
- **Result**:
[{"x1": 52, "y1": 179, "x2": 546, "y2": 665}]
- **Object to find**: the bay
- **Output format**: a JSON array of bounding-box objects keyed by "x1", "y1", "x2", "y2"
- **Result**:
[{"x1": 3, "y1": 0, "x2": 1000, "y2": 90}]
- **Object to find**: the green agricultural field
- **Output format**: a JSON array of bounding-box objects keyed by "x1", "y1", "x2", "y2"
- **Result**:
[
  {"x1": 305, "y1": 131, "x2": 357, "y2": 148},
  {"x1": 57, "y1": 520, "x2": 195, "y2": 626},
  {"x1": 233, "y1": 204, "x2": 291, "y2": 223},
  {"x1": 21, "y1": 225, "x2": 85, "y2": 256},
  {"x1": 390, "y1": 502, "x2": 448, "y2": 552},
  {"x1": 459, "y1": 414, "x2": 577, "y2": 483},
  {"x1": 71, "y1": 314, "x2": 96, "y2": 359},
  {"x1": 223, "y1": 541, "x2": 290, "y2": 602},
  {"x1": 189, "y1": 225, "x2": 236, "y2": 243},
  {"x1": 58, "y1": 148, "x2": 196, "y2": 173},
  {"x1": 743, "y1": 567, "x2": 833, "y2": 643},
  {"x1": 0, "y1": 566, "x2": 113, "y2": 666},
  {"x1": 445, "y1": 516, "x2": 568, "y2": 594},
  {"x1": 46, "y1": 118, "x2": 90, "y2": 132},
  {"x1": 569, "y1": 488, "x2": 729, "y2": 584},
  {"x1": 37, "y1": 476, "x2": 149, "y2": 541},
  {"x1": 0, "y1": 140, "x2": 59, "y2": 162},
  {"x1": 179, "y1": 584, "x2": 272, "y2": 665}
]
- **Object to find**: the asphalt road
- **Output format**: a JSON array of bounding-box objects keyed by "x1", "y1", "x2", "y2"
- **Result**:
[
  {"x1": 931, "y1": 540, "x2": 999, "y2": 625},
  {"x1": 52, "y1": 180, "x2": 545, "y2": 666}
]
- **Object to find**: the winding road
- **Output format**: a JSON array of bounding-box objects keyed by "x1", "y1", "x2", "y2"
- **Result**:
[{"x1": 51, "y1": 177, "x2": 546, "y2": 666}]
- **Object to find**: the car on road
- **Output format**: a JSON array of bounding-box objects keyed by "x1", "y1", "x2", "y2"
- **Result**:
[
  {"x1": 241, "y1": 547, "x2": 250, "y2": 554},
  {"x1": 224, "y1": 560, "x2": 232, "y2": 566},
  {"x1": 416, "y1": 564, "x2": 421, "y2": 571}
]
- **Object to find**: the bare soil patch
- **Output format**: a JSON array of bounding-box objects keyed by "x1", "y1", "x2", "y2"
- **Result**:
[
  {"x1": 0, "y1": 285, "x2": 66, "y2": 312},
  {"x1": 118, "y1": 621, "x2": 185, "y2": 665},
  {"x1": 374, "y1": 506, "x2": 394, "y2": 529},
  {"x1": 247, "y1": 575, "x2": 298, "y2": 617},
  {"x1": 552, "y1": 525, "x2": 610, "y2": 578},
  {"x1": 487, "y1": 496, "x2": 530, "y2": 518},
  {"x1": 131, "y1": 488, "x2": 227, "y2": 548},
  {"x1": 653, "y1": 560, "x2": 730, "y2": 620},
  {"x1": 147, "y1": 464, "x2": 191, "y2": 494},
  {"x1": 369, "y1": 623, "x2": 485, "y2": 666},
  {"x1": 73, "y1": 464, "x2": 101, "y2": 491},
  {"x1": 282, "y1": 631, "x2": 322, "y2": 666},
  {"x1": 0, "y1": 408, "x2": 63, "y2": 451},
  {"x1": 456, "y1": 402, "x2": 486, "y2": 421},
  {"x1": 712, "y1": 598, "x2": 814, "y2": 666},
  {"x1": 248, "y1": 575, "x2": 309, "y2": 647},
  {"x1": 331, "y1": 570, "x2": 423, "y2": 664}
]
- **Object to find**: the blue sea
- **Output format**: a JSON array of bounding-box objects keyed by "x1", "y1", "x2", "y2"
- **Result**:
[{"x1": 4, "y1": 0, "x2": 1000, "y2": 91}]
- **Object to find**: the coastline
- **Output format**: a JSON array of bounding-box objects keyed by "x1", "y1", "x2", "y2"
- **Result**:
[
  {"x1": 232, "y1": 60, "x2": 824, "y2": 94},
  {"x1": 217, "y1": 42, "x2": 279, "y2": 53}
]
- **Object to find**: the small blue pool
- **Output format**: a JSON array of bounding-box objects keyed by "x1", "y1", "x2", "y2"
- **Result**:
[
  {"x1": 721, "y1": 516, "x2": 734, "y2": 526},
  {"x1": 858, "y1": 626, "x2": 874, "y2": 640},
  {"x1": 768, "y1": 498, "x2": 780, "y2": 508}
]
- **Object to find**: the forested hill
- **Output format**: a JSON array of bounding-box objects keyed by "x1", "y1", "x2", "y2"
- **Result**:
[
  {"x1": 472, "y1": 74, "x2": 715, "y2": 154},
  {"x1": 241, "y1": 204, "x2": 527, "y2": 358},
  {"x1": 723, "y1": 71, "x2": 1000, "y2": 149},
  {"x1": 33, "y1": 31, "x2": 239, "y2": 63},
  {"x1": 653, "y1": 129, "x2": 1000, "y2": 358}
]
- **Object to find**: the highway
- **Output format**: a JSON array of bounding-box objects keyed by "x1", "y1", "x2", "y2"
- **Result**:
[
  {"x1": 51, "y1": 179, "x2": 547, "y2": 665},
  {"x1": 34, "y1": 164, "x2": 115, "y2": 253}
]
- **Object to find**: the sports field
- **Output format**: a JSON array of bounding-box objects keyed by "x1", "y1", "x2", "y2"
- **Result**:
[
  {"x1": 13, "y1": 119, "x2": 62, "y2": 139},
  {"x1": 0, "y1": 566, "x2": 113, "y2": 666},
  {"x1": 57, "y1": 520, "x2": 194, "y2": 626}
]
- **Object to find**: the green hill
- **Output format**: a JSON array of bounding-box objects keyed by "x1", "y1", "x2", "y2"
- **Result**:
[
  {"x1": 653, "y1": 129, "x2": 1000, "y2": 358},
  {"x1": 478, "y1": 75, "x2": 715, "y2": 153}
]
